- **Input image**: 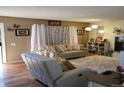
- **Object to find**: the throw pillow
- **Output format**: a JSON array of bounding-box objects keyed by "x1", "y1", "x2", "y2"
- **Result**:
[
  {"x1": 60, "y1": 44, "x2": 68, "y2": 51},
  {"x1": 49, "y1": 46, "x2": 57, "y2": 52},
  {"x1": 56, "y1": 58, "x2": 76, "y2": 71},
  {"x1": 56, "y1": 45, "x2": 65, "y2": 53},
  {"x1": 62, "y1": 60, "x2": 76, "y2": 70}
]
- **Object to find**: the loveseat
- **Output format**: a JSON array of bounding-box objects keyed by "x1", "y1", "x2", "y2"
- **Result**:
[{"x1": 21, "y1": 52, "x2": 93, "y2": 87}]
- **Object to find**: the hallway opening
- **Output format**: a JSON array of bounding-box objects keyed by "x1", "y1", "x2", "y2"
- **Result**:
[{"x1": 0, "y1": 30, "x2": 2, "y2": 64}]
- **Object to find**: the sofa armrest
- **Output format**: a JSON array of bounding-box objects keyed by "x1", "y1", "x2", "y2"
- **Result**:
[{"x1": 55, "y1": 68, "x2": 94, "y2": 87}]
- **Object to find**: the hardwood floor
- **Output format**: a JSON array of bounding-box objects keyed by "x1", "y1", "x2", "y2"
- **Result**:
[{"x1": 0, "y1": 62, "x2": 44, "y2": 87}]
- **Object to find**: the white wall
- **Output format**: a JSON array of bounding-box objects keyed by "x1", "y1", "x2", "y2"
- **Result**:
[{"x1": 89, "y1": 20, "x2": 124, "y2": 50}]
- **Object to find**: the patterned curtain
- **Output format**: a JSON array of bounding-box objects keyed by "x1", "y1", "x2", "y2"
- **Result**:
[
  {"x1": 46, "y1": 26, "x2": 71, "y2": 45},
  {"x1": 31, "y1": 24, "x2": 78, "y2": 52}
]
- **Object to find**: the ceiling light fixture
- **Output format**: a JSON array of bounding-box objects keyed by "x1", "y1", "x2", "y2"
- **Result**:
[
  {"x1": 85, "y1": 27, "x2": 92, "y2": 31},
  {"x1": 91, "y1": 25, "x2": 98, "y2": 29},
  {"x1": 85, "y1": 24, "x2": 98, "y2": 31}
]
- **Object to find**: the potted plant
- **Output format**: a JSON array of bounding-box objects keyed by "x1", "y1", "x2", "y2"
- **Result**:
[{"x1": 113, "y1": 27, "x2": 124, "y2": 35}]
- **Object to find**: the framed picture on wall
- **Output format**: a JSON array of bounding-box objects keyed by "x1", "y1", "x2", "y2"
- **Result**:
[
  {"x1": 77, "y1": 30, "x2": 84, "y2": 35},
  {"x1": 48, "y1": 20, "x2": 61, "y2": 26},
  {"x1": 15, "y1": 29, "x2": 30, "y2": 36}
]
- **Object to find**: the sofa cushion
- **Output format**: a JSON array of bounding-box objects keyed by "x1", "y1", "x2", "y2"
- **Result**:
[
  {"x1": 66, "y1": 44, "x2": 73, "y2": 51},
  {"x1": 59, "y1": 50, "x2": 85, "y2": 59},
  {"x1": 73, "y1": 44, "x2": 80, "y2": 50}
]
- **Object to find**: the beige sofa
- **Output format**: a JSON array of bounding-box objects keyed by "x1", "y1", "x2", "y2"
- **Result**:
[{"x1": 44, "y1": 44, "x2": 89, "y2": 59}]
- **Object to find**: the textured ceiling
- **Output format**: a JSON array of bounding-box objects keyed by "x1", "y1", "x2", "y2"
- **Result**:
[{"x1": 0, "y1": 6, "x2": 124, "y2": 22}]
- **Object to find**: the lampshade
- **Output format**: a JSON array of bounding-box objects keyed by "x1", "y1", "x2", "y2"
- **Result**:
[
  {"x1": 85, "y1": 27, "x2": 92, "y2": 31},
  {"x1": 91, "y1": 25, "x2": 98, "y2": 29}
]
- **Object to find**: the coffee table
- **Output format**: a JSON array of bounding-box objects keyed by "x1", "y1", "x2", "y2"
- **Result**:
[{"x1": 88, "y1": 72, "x2": 122, "y2": 87}]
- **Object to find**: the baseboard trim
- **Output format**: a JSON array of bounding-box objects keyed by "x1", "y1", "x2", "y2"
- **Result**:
[{"x1": 7, "y1": 60, "x2": 24, "y2": 63}]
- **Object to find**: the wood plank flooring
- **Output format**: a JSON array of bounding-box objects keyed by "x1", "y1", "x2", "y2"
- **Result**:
[{"x1": 0, "y1": 62, "x2": 44, "y2": 87}]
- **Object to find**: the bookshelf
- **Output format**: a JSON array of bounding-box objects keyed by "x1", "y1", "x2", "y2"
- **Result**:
[{"x1": 87, "y1": 42, "x2": 110, "y2": 55}]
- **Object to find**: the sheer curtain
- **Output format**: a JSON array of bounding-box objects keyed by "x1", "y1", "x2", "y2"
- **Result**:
[
  {"x1": 31, "y1": 24, "x2": 78, "y2": 52},
  {"x1": 31, "y1": 24, "x2": 46, "y2": 52},
  {"x1": 69, "y1": 26, "x2": 78, "y2": 44}
]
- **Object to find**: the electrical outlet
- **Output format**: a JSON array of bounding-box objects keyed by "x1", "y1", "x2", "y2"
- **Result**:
[{"x1": 11, "y1": 43, "x2": 16, "y2": 46}]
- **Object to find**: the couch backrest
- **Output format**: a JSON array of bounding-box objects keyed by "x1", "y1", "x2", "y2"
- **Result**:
[
  {"x1": 21, "y1": 52, "x2": 63, "y2": 86},
  {"x1": 44, "y1": 59, "x2": 63, "y2": 81}
]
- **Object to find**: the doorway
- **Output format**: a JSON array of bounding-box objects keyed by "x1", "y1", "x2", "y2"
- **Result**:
[
  {"x1": 0, "y1": 23, "x2": 6, "y2": 64},
  {"x1": 0, "y1": 42, "x2": 2, "y2": 64},
  {"x1": 0, "y1": 25, "x2": 2, "y2": 64}
]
